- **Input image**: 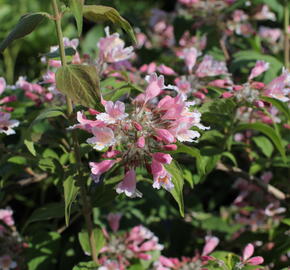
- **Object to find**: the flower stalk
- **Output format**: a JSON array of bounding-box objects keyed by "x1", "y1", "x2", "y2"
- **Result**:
[
  {"x1": 51, "y1": 0, "x2": 98, "y2": 264},
  {"x1": 284, "y1": 0, "x2": 289, "y2": 70}
]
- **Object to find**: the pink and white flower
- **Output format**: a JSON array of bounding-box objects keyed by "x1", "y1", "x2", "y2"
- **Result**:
[
  {"x1": 89, "y1": 160, "x2": 116, "y2": 182},
  {"x1": 87, "y1": 127, "x2": 116, "y2": 150},
  {"x1": 0, "y1": 255, "x2": 17, "y2": 270},
  {"x1": 98, "y1": 27, "x2": 134, "y2": 63},
  {"x1": 97, "y1": 101, "x2": 128, "y2": 124},
  {"x1": 0, "y1": 209, "x2": 14, "y2": 226},
  {"x1": 116, "y1": 169, "x2": 141, "y2": 197},
  {"x1": 248, "y1": 61, "x2": 269, "y2": 80},
  {"x1": 0, "y1": 112, "x2": 19, "y2": 135}
]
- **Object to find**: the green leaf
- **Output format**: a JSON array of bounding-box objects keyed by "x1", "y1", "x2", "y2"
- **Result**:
[
  {"x1": 24, "y1": 107, "x2": 67, "y2": 156},
  {"x1": 232, "y1": 50, "x2": 283, "y2": 83},
  {"x1": 44, "y1": 47, "x2": 76, "y2": 59},
  {"x1": 69, "y1": 0, "x2": 84, "y2": 36},
  {"x1": 261, "y1": 96, "x2": 290, "y2": 120},
  {"x1": 0, "y1": 12, "x2": 49, "y2": 52},
  {"x1": 174, "y1": 143, "x2": 205, "y2": 175},
  {"x1": 73, "y1": 262, "x2": 99, "y2": 270},
  {"x1": 24, "y1": 203, "x2": 65, "y2": 228},
  {"x1": 63, "y1": 176, "x2": 79, "y2": 226},
  {"x1": 78, "y1": 228, "x2": 105, "y2": 256},
  {"x1": 83, "y1": 5, "x2": 136, "y2": 44},
  {"x1": 253, "y1": 136, "x2": 274, "y2": 158},
  {"x1": 24, "y1": 139, "x2": 36, "y2": 156},
  {"x1": 8, "y1": 156, "x2": 27, "y2": 165},
  {"x1": 165, "y1": 161, "x2": 184, "y2": 217},
  {"x1": 235, "y1": 122, "x2": 286, "y2": 161},
  {"x1": 56, "y1": 64, "x2": 103, "y2": 110}
]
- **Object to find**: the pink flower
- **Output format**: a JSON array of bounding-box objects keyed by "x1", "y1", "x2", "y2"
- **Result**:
[
  {"x1": 42, "y1": 71, "x2": 56, "y2": 84},
  {"x1": 259, "y1": 27, "x2": 281, "y2": 43},
  {"x1": 87, "y1": 127, "x2": 116, "y2": 150},
  {"x1": 116, "y1": 169, "x2": 140, "y2": 197},
  {"x1": 242, "y1": 244, "x2": 264, "y2": 266},
  {"x1": 152, "y1": 153, "x2": 172, "y2": 164},
  {"x1": 202, "y1": 236, "x2": 219, "y2": 256},
  {"x1": 157, "y1": 64, "x2": 176, "y2": 75},
  {"x1": 196, "y1": 55, "x2": 228, "y2": 77},
  {"x1": 248, "y1": 61, "x2": 269, "y2": 80},
  {"x1": 144, "y1": 73, "x2": 165, "y2": 102},
  {"x1": 0, "y1": 77, "x2": 6, "y2": 95},
  {"x1": 137, "y1": 136, "x2": 145, "y2": 148},
  {"x1": 89, "y1": 160, "x2": 116, "y2": 182},
  {"x1": 254, "y1": 5, "x2": 276, "y2": 21},
  {"x1": 0, "y1": 255, "x2": 17, "y2": 270},
  {"x1": 264, "y1": 70, "x2": 290, "y2": 102},
  {"x1": 107, "y1": 213, "x2": 122, "y2": 232},
  {"x1": 70, "y1": 111, "x2": 104, "y2": 132},
  {"x1": 151, "y1": 160, "x2": 174, "y2": 190},
  {"x1": 0, "y1": 112, "x2": 19, "y2": 135},
  {"x1": 180, "y1": 47, "x2": 200, "y2": 74},
  {"x1": 155, "y1": 129, "x2": 175, "y2": 144},
  {"x1": 97, "y1": 101, "x2": 128, "y2": 124},
  {"x1": 98, "y1": 27, "x2": 134, "y2": 63},
  {"x1": 0, "y1": 209, "x2": 14, "y2": 226}
]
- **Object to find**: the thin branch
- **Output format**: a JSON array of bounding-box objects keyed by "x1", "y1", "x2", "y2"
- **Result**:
[{"x1": 216, "y1": 162, "x2": 287, "y2": 201}]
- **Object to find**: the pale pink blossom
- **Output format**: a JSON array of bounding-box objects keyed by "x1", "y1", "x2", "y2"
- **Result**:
[
  {"x1": 107, "y1": 213, "x2": 122, "y2": 232},
  {"x1": 152, "y1": 153, "x2": 172, "y2": 164},
  {"x1": 98, "y1": 27, "x2": 134, "y2": 63},
  {"x1": 264, "y1": 70, "x2": 290, "y2": 102},
  {"x1": 254, "y1": 5, "x2": 276, "y2": 21},
  {"x1": 196, "y1": 55, "x2": 228, "y2": 77},
  {"x1": 259, "y1": 27, "x2": 281, "y2": 43},
  {"x1": 157, "y1": 64, "x2": 176, "y2": 75},
  {"x1": 70, "y1": 111, "x2": 104, "y2": 132},
  {"x1": 0, "y1": 112, "x2": 19, "y2": 135},
  {"x1": 0, "y1": 77, "x2": 6, "y2": 95},
  {"x1": 116, "y1": 169, "x2": 140, "y2": 197},
  {"x1": 155, "y1": 129, "x2": 175, "y2": 144},
  {"x1": 242, "y1": 244, "x2": 264, "y2": 266},
  {"x1": 87, "y1": 127, "x2": 116, "y2": 150},
  {"x1": 202, "y1": 236, "x2": 219, "y2": 256},
  {"x1": 136, "y1": 136, "x2": 145, "y2": 148},
  {"x1": 151, "y1": 160, "x2": 174, "y2": 190},
  {"x1": 97, "y1": 101, "x2": 128, "y2": 124},
  {"x1": 89, "y1": 160, "x2": 116, "y2": 182},
  {"x1": 180, "y1": 47, "x2": 200, "y2": 74},
  {"x1": 0, "y1": 255, "x2": 17, "y2": 270},
  {"x1": 248, "y1": 61, "x2": 269, "y2": 80},
  {"x1": 0, "y1": 209, "x2": 14, "y2": 226},
  {"x1": 144, "y1": 73, "x2": 165, "y2": 102}
]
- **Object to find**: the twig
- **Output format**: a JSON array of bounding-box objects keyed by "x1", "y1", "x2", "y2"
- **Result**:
[{"x1": 216, "y1": 162, "x2": 287, "y2": 200}]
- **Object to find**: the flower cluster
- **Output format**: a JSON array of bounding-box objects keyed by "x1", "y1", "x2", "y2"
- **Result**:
[
  {"x1": 73, "y1": 73, "x2": 208, "y2": 197},
  {"x1": 0, "y1": 78, "x2": 19, "y2": 136},
  {"x1": 0, "y1": 208, "x2": 25, "y2": 270}
]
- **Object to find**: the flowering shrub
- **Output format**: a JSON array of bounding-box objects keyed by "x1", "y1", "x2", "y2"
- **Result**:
[{"x1": 0, "y1": 0, "x2": 290, "y2": 269}]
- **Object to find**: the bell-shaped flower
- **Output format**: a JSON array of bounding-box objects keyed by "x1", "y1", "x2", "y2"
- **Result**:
[
  {"x1": 248, "y1": 60, "x2": 269, "y2": 80},
  {"x1": 242, "y1": 243, "x2": 264, "y2": 266},
  {"x1": 69, "y1": 111, "x2": 105, "y2": 132},
  {"x1": 98, "y1": 27, "x2": 134, "y2": 63},
  {"x1": 144, "y1": 73, "x2": 165, "y2": 102},
  {"x1": 264, "y1": 70, "x2": 290, "y2": 102},
  {"x1": 116, "y1": 169, "x2": 141, "y2": 198},
  {"x1": 89, "y1": 160, "x2": 116, "y2": 182},
  {"x1": 0, "y1": 77, "x2": 6, "y2": 95},
  {"x1": 97, "y1": 101, "x2": 128, "y2": 124},
  {"x1": 107, "y1": 213, "x2": 122, "y2": 232},
  {"x1": 196, "y1": 55, "x2": 228, "y2": 77},
  {"x1": 0, "y1": 255, "x2": 17, "y2": 270},
  {"x1": 202, "y1": 236, "x2": 219, "y2": 256},
  {"x1": 0, "y1": 112, "x2": 19, "y2": 135},
  {"x1": 179, "y1": 47, "x2": 200, "y2": 74},
  {"x1": 87, "y1": 126, "x2": 116, "y2": 150},
  {"x1": 0, "y1": 209, "x2": 14, "y2": 226},
  {"x1": 151, "y1": 160, "x2": 174, "y2": 191}
]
